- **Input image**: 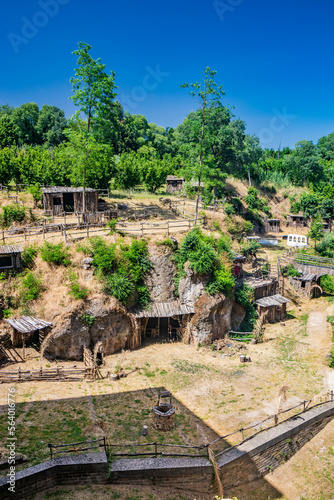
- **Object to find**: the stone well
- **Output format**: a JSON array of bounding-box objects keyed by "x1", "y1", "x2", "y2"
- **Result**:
[{"x1": 152, "y1": 391, "x2": 175, "y2": 431}]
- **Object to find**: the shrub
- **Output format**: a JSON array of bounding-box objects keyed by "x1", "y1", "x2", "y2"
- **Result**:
[
  {"x1": 224, "y1": 203, "x2": 235, "y2": 216},
  {"x1": 21, "y1": 245, "x2": 38, "y2": 269},
  {"x1": 90, "y1": 237, "x2": 116, "y2": 274},
  {"x1": 282, "y1": 264, "x2": 300, "y2": 277},
  {"x1": 40, "y1": 242, "x2": 71, "y2": 266},
  {"x1": 67, "y1": 272, "x2": 89, "y2": 300},
  {"x1": 0, "y1": 204, "x2": 26, "y2": 228},
  {"x1": 107, "y1": 219, "x2": 118, "y2": 234},
  {"x1": 320, "y1": 275, "x2": 334, "y2": 294},
  {"x1": 316, "y1": 232, "x2": 334, "y2": 258},
  {"x1": 156, "y1": 238, "x2": 175, "y2": 250},
  {"x1": 80, "y1": 313, "x2": 95, "y2": 327},
  {"x1": 103, "y1": 273, "x2": 135, "y2": 304},
  {"x1": 136, "y1": 285, "x2": 150, "y2": 308},
  {"x1": 226, "y1": 218, "x2": 253, "y2": 239},
  {"x1": 20, "y1": 271, "x2": 43, "y2": 302},
  {"x1": 230, "y1": 197, "x2": 243, "y2": 214},
  {"x1": 241, "y1": 240, "x2": 261, "y2": 260},
  {"x1": 235, "y1": 283, "x2": 258, "y2": 331}
]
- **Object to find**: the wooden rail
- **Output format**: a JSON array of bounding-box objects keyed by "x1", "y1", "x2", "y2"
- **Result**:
[{"x1": 0, "y1": 366, "x2": 95, "y2": 382}]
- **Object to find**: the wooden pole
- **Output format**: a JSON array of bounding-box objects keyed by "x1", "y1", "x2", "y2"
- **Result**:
[
  {"x1": 141, "y1": 223, "x2": 144, "y2": 237},
  {"x1": 64, "y1": 225, "x2": 67, "y2": 243}
]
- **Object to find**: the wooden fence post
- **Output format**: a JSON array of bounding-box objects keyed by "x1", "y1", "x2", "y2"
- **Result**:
[
  {"x1": 141, "y1": 223, "x2": 144, "y2": 237},
  {"x1": 87, "y1": 224, "x2": 89, "y2": 238},
  {"x1": 2, "y1": 230, "x2": 4, "y2": 243},
  {"x1": 64, "y1": 225, "x2": 67, "y2": 243},
  {"x1": 167, "y1": 220, "x2": 169, "y2": 237}
]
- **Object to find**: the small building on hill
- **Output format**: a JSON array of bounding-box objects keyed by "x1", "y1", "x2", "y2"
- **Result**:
[
  {"x1": 6, "y1": 316, "x2": 52, "y2": 359},
  {"x1": 265, "y1": 218, "x2": 280, "y2": 233},
  {"x1": 42, "y1": 187, "x2": 98, "y2": 215},
  {"x1": 166, "y1": 176, "x2": 185, "y2": 194},
  {"x1": 0, "y1": 245, "x2": 23, "y2": 271},
  {"x1": 287, "y1": 213, "x2": 307, "y2": 228},
  {"x1": 254, "y1": 294, "x2": 290, "y2": 323}
]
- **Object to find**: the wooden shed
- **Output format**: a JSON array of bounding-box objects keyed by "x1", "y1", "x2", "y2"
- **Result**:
[
  {"x1": 6, "y1": 316, "x2": 52, "y2": 359},
  {"x1": 0, "y1": 245, "x2": 23, "y2": 271},
  {"x1": 254, "y1": 294, "x2": 290, "y2": 323},
  {"x1": 43, "y1": 187, "x2": 98, "y2": 215},
  {"x1": 287, "y1": 214, "x2": 307, "y2": 228},
  {"x1": 134, "y1": 300, "x2": 194, "y2": 342},
  {"x1": 265, "y1": 218, "x2": 280, "y2": 233},
  {"x1": 166, "y1": 176, "x2": 185, "y2": 194},
  {"x1": 290, "y1": 273, "x2": 321, "y2": 298}
]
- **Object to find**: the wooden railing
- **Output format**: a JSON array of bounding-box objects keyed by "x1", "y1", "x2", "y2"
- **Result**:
[{"x1": 0, "y1": 366, "x2": 95, "y2": 383}]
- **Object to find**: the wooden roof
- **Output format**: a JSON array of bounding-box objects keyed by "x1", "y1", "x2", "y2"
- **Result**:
[
  {"x1": 295, "y1": 273, "x2": 316, "y2": 282},
  {"x1": 0, "y1": 245, "x2": 23, "y2": 255},
  {"x1": 133, "y1": 301, "x2": 194, "y2": 318},
  {"x1": 6, "y1": 316, "x2": 52, "y2": 334},
  {"x1": 254, "y1": 294, "x2": 290, "y2": 308},
  {"x1": 42, "y1": 186, "x2": 97, "y2": 194},
  {"x1": 232, "y1": 252, "x2": 246, "y2": 262}
]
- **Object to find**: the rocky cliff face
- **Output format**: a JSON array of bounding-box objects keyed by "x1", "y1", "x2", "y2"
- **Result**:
[
  {"x1": 41, "y1": 295, "x2": 139, "y2": 360},
  {"x1": 146, "y1": 247, "x2": 176, "y2": 302}
]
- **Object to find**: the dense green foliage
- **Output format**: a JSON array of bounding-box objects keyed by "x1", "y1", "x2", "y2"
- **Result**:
[
  {"x1": 20, "y1": 271, "x2": 43, "y2": 303},
  {"x1": 234, "y1": 283, "x2": 258, "y2": 332},
  {"x1": 174, "y1": 227, "x2": 235, "y2": 296},
  {"x1": 326, "y1": 315, "x2": 334, "y2": 368},
  {"x1": 80, "y1": 236, "x2": 152, "y2": 306},
  {"x1": 21, "y1": 245, "x2": 38, "y2": 269},
  {"x1": 67, "y1": 271, "x2": 89, "y2": 300},
  {"x1": 40, "y1": 242, "x2": 71, "y2": 266},
  {"x1": 0, "y1": 204, "x2": 26, "y2": 228}
]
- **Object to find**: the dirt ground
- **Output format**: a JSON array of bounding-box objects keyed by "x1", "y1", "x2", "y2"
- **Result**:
[{"x1": 0, "y1": 293, "x2": 333, "y2": 499}]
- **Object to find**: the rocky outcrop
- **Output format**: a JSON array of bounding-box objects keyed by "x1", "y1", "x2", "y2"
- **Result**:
[
  {"x1": 185, "y1": 293, "x2": 245, "y2": 345},
  {"x1": 146, "y1": 247, "x2": 176, "y2": 302},
  {"x1": 41, "y1": 295, "x2": 139, "y2": 360},
  {"x1": 178, "y1": 262, "x2": 206, "y2": 305}
]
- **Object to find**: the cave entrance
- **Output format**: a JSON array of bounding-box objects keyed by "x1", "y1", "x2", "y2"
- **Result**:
[{"x1": 141, "y1": 316, "x2": 181, "y2": 344}]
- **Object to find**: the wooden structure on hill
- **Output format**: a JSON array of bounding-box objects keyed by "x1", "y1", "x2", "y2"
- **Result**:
[
  {"x1": 166, "y1": 176, "x2": 185, "y2": 194},
  {"x1": 254, "y1": 294, "x2": 290, "y2": 323},
  {"x1": 290, "y1": 273, "x2": 322, "y2": 298},
  {"x1": 6, "y1": 316, "x2": 52, "y2": 359},
  {"x1": 0, "y1": 245, "x2": 23, "y2": 272},
  {"x1": 43, "y1": 187, "x2": 98, "y2": 215},
  {"x1": 287, "y1": 213, "x2": 307, "y2": 228},
  {"x1": 265, "y1": 218, "x2": 280, "y2": 233}
]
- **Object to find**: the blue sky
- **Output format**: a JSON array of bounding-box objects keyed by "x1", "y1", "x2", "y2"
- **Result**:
[{"x1": 1, "y1": 0, "x2": 334, "y2": 149}]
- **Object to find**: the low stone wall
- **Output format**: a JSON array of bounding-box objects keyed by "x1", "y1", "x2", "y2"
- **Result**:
[
  {"x1": 0, "y1": 452, "x2": 108, "y2": 500},
  {"x1": 0, "y1": 402, "x2": 333, "y2": 498}
]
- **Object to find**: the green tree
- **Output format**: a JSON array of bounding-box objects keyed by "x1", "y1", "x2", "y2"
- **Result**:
[
  {"x1": 69, "y1": 42, "x2": 118, "y2": 209},
  {"x1": 36, "y1": 105, "x2": 67, "y2": 147},
  {"x1": 180, "y1": 67, "x2": 228, "y2": 221},
  {"x1": 308, "y1": 214, "x2": 324, "y2": 250},
  {"x1": 12, "y1": 103, "x2": 40, "y2": 145},
  {"x1": 0, "y1": 115, "x2": 19, "y2": 148}
]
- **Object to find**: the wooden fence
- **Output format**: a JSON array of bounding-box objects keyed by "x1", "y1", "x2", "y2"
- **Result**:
[
  {"x1": 46, "y1": 392, "x2": 334, "y2": 461},
  {"x1": 0, "y1": 216, "x2": 205, "y2": 245},
  {"x1": 0, "y1": 366, "x2": 95, "y2": 383}
]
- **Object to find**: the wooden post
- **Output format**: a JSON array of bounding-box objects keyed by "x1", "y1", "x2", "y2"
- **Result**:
[
  {"x1": 189, "y1": 220, "x2": 191, "y2": 230},
  {"x1": 154, "y1": 442, "x2": 158, "y2": 458},
  {"x1": 141, "y1": 223, "x2": 144, "y2": 237},
  {"x1": 167, "y1": 220, "x2": 169, "y2": 237},
  {"x1": 64, "y1": 225, "x2": 67, "y2": 243},
  {"x1": 64, "y1": 212, "x2": 66, "y2": 225},
  {"x1": 2, "y1": 230, "x2": 4, "y2": 243},
  {"x1": 87, "y1": 224, "x2": 89, "y2": 238},
  {"x1": 22, "y1": 337, "x2": 25, "y2": 361}
]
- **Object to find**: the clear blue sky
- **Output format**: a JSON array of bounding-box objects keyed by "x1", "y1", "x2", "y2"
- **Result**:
[{"x1": 1, "y1": 0, "x2": 334, "y2": 149}]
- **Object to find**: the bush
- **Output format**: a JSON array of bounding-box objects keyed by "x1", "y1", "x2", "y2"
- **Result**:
[
  {"x1": 80, "y1": 313, "x2": 95, "y2": 327},
  {"x1": 226, "y1": 218, "x2": 253, "y2": 239},
  {"x1": 241, "y1": 240, "x2": 261, "y2": 260},
  {"x1": 103, "y1": 273, "x2": 135, "y2": 304},
  {"x1": 235, "y1": 283, "x2": 258, "y2": 331},
  {"x1": 136, "y1": 285, "x2": 150, "y2": 308},
  {"x1": 20, "y1": 271, "x2": 43, "y2": 302},
  {"x1": 67, "y1": 271, "x2": 89, "y2": 300},
  {"x1": 40, "y1": 242, "x2": 71, "y2": 266},
  {"x1": 107, "y1": 219, "x2": 118, "y2": 234},
  {"x1": 21, "y1": 245, "x2": 38, "y2": 269},
  {"x1": 0, "y1": 204, "x2": 26, "y2": 228},
  {"x1": 282, "y1": 264, "x2": 300, "y2": 277},
  {"x1": 316, "y1": 232, "x2": 334, "y2": 258},
  {"x1": 320, "y1": 275, "x2": 334, "y2": 294},
  {"x1": 90, "y1": 238, "x2": 116, "y2": 273},
  {"x1": 224, "y1": 203, "x2": 235, "y2": 216},
  {"x1": 156, "y1": 238, "x2": 175, "y2": 250}
]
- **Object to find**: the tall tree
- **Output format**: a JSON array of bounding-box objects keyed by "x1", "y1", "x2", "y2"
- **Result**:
[
  {"x1": 12, "y1": 103, "x2": 40, "y2": 145},
  {"x1": 36, "y1": 105, "x2": 67, "y2": 147},
  {"x1": 180, "y1": 67, "x2": 227, "y2": 221},
  {"x1": 69, "y1": 42, "x2": 117, "y2": 210}
]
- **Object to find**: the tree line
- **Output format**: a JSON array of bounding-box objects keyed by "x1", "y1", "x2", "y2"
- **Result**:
[{"x1": 0, "y1": 42, "x2": 334, "y2": 198}]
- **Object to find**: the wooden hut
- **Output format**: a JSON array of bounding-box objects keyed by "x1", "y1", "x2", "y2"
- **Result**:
[
  {"x1": 265, "y1": 218, "x2": 280, "y2": 233},
  {"x1": 134, "y1": 301, "x2": 194, "y2": 342},
  {"x1": 43, "y1": 187, "x2": 98, "y2": 215},
  {"x1": 6, "y1": 316, "x2": 52, "y2": 359},
  {"x1": 254, "y1": 294, "x2": 290, "y2": 323},
  {"x1": 290, "y1": 273, "x2": 321, "y2": 298},
  {"x1": 0, "y1": 245, "x2": 23, "y2": 272},
  {"x1": 287, "y1": 214, "x2": 307, "y2": 228},
  {"x1": 166, "y1": 176, "x2": 185, "y2": 194}
]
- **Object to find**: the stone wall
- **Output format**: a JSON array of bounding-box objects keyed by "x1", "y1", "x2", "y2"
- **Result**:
[{"x1": 1, "y1": 403, "x2": 333, "y2": 499}]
